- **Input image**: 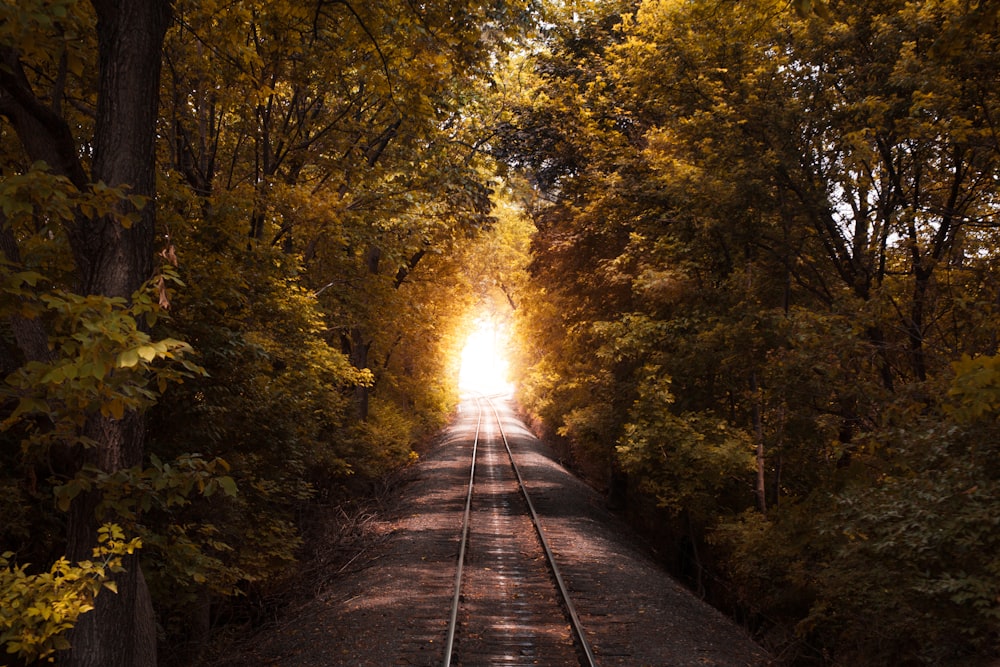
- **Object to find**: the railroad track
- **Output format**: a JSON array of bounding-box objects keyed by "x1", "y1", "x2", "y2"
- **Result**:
[
  {"x1": 442, "y1": 395, "x2": 598, "y2": 667},
  {"x1": 216, "y1": 393, "x2": 770, "y2": 666}
]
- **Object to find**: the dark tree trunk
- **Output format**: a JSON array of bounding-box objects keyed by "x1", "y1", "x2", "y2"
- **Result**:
[
  {"x1": 750, "y1": 372, "x2": 767, "y2": 514},
  {"x1": 1, "y1": 1, "x2": 170, "y2": 663},
  {"x1": 63, "y1": 3, "x2": 171, "y2": 666},
  {"x1": 65, "y1": 414, "x2": 157, "y2": 667},
  {"x1": 350, "y1": 326, "x2": 373, "y2": 420},
  {"x1": 68, "y1": 1, "x2": 168, "y2": 299}
]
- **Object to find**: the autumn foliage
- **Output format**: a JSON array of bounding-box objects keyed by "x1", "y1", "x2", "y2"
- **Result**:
[
  {"x1": 1, "y1": 0, "x2": 533, "y2": 664},
  {"x1": 505, "y1": 0, "x2": 1000, "y2": 664},
  {"x1": 2, "y1": 0, "x2": 999, "y2": 665}
]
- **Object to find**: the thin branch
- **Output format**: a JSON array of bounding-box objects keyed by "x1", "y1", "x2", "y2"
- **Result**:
[{"x1": 320, "y1": 0, "x2": 398, "y2": 106}]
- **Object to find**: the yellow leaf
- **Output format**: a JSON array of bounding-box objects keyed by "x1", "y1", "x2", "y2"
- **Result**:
[
  {"x1": 107, "y1": 399, "x2": 125, "y2": 420},
  {"x1": 118, "y1": 349, "x2": 139, "y2": 368}
]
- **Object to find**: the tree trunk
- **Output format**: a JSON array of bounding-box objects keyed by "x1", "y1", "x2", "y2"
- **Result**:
[
  {"x1": 67, "y1": 1, "x2": 168, "y2": 298},
  {"x1": 749, "y1": 372, "x2": 767, "y2": 514},
  {"x1": 349, "y1": 326, "x2": 372, "y2": 420},
  {"x1": 62, "y1": 3, "x2": 171, "y2": 666},
  {"x1": 1, "y1": 1, "x2": 170, "y2": 663}
]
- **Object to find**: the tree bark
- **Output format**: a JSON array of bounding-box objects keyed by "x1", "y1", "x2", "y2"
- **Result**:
[
  {"x1": 349, "y1": 326, "x2": 373, "y2": 420},
  {"x1": 69, "y1": 1, "x2": 169, "y2": 298},
  {"x1": 2, "y1": 2, "x2": 168, "y2": 664},
  {"x1": 64, "y1": 3, "x2": 171, "y2": 666},
  {"x1": 750, "y1": 372, "x2": 767, "y2": 514},
  {"x1": 0, "y1": 48, "x2": 89, "y2": 189}
]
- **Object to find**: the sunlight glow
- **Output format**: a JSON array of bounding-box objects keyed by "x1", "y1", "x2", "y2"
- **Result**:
[{"x1": 458, "y1": 319, "x2": 513, "y2": 397}]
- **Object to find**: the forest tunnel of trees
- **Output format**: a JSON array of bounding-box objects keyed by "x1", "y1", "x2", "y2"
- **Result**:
[{"x1": 1, "y1": 0, "x2": 999, "y2": 665}]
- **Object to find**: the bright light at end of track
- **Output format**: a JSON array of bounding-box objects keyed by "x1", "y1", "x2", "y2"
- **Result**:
[{"x1": 458, "y1": 320, "x2": 513, "y2": 397}]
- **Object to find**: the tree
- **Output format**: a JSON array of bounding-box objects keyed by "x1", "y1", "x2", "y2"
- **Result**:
[
  {"x1": 1, "y1": 0, "x2": 549, "y2": 662},
  {"x1": 1, "y1": 1, "x2": 172, "y2": 665},
  {"x1": 161, "y1": 0, "x2": 535, "y2": 424},
  {"x1": 504, "y1": 0, "x2": 1000, "y2": 662}
]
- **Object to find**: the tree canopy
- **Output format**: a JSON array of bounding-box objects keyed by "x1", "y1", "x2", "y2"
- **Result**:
[
  {"x1": 2, "y1": 0, "x2": 999, "y2": 665},
  {"x1": 505, "y1": 0, "x2": 1000, "y2": 663},
  {"x1": 1, "y1": 0, "x2": 536, "y2": 663}
]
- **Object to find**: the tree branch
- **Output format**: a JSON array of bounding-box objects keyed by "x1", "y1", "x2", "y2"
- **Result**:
[{"x1": 0, "y1": 47, "x2": 89, "y2": 188}]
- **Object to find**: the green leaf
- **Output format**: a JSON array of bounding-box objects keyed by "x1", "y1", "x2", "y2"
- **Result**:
[
  {"x1": 217, "y1": 476, "x2": 238, "y2": 497},
  {"x1": 41, "y1": 366, "x2": 65, "y2": 383}
]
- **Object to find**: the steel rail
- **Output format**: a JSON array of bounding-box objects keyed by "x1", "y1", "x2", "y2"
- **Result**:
[
  {"x1": 442, "y1": 396, "x2": 482, "y2": 667},
  {"x1": 483, "y1": 395, "x2": 600, "y2": 667}
]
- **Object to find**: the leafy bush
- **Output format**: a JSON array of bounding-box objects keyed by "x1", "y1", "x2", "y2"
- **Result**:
[
  {"x1": 718, "y1": 359, "x2": 1000, "y2": 664},
  {"x1": 0, "y1": 525, "x2": 140, "y2": 663}
]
